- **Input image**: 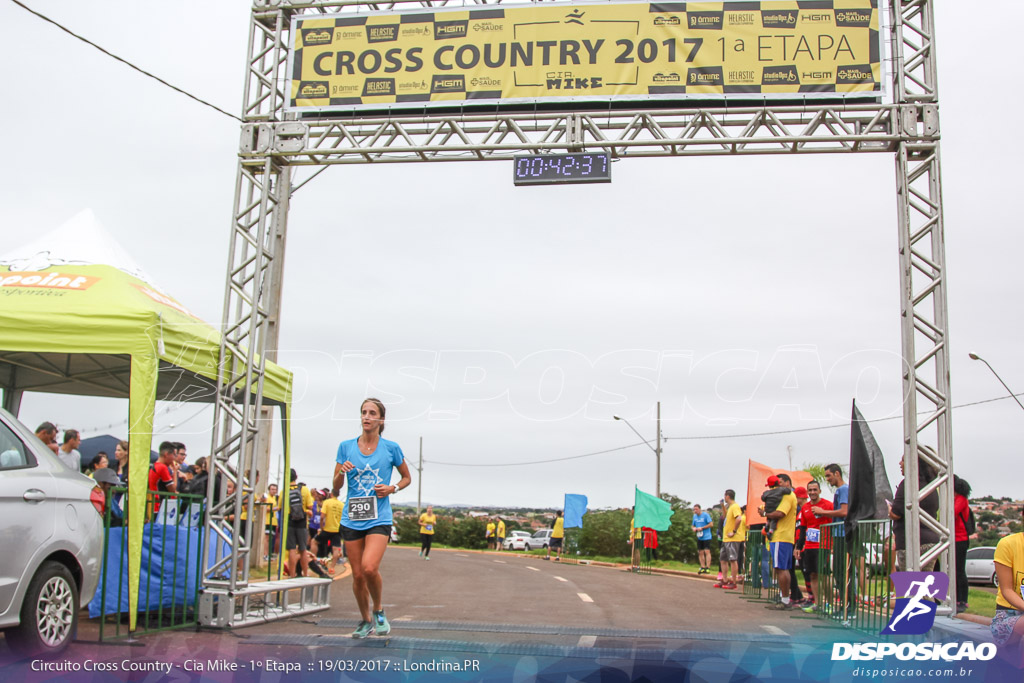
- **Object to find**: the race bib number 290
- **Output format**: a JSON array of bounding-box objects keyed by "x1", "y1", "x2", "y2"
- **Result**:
[{"x1": 348, "y1": 496, "x2": 378, "y2": 522}]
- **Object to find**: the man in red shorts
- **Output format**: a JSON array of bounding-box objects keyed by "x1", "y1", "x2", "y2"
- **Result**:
[{"x1": 796, "y1": 480, "x2": 832, "y2": 612}]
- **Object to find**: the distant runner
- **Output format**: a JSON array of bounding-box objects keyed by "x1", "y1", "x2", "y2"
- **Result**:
[
  {"x1": 418, "y1": 505, "x2": 436, "y2": 560},
  {"x1": 547, "y1": 511, "x2": 565, "y2": 562},
  {"x1": 692, "y1": 504, "x2": 712, "y2": 576}
]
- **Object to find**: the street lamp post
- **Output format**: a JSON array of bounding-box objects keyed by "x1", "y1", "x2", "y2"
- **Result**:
[
  {"x1": 613, "y1": 401, "x2": 662, "y2": 497},
  {"x1": 969, "y1": 353, "x2": 1024, "y2": 413}
]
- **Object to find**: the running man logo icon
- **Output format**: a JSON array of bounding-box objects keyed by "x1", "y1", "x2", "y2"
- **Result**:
[
  {"x1": 565, "y1": 10, "x2": 585, "y2": 26},
  {"x1": 881, "y1": 571, "x2": 949, "y2": 635}
]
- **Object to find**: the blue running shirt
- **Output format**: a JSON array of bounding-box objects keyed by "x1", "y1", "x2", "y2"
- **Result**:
[
  {"x1": 336, "y1": 438, "x2": 405, "y2": 530},
  {"x1": 692, "y1": 511, "x2": 713, "y2": 541},
  {"x1": 832, "y1": 484, "x2": 850, "y2": 537}
]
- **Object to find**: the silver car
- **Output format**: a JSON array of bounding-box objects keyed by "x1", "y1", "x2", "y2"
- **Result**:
[
  {"x1": 0, "y1": 408, "x2": 103, "y2": 655},
  {"x1": 524, "y1": 529, "x2": 553, "y2": 550},
  {"x1": 965, "y1": 546, "x2": 998, "y2": 587}
]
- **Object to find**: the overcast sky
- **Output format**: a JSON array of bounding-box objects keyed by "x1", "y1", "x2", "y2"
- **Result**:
[{"x1": 2, "y1": 1, "x2": 1021, "y2": 510}]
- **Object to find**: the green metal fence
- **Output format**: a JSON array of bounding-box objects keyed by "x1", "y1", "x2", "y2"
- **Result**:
[
  {"x1": 629, "y1": 527, "x2": 653, "y2": 574},
  {"x1": 741, "y1": 529, "x2": 778, "y2": 602},
  {"x1": 254, "y1": 499, "x2": 285, "y2": 581},
  {"x1": 742, "y1": 529, "x2": 765, "y2": 598},
  {"x1": 816, "y1": 520, "x2": 893, "y2": 633},
  {"x1": 556, "y1": 528, "x2": 582, "y2": 565},
  {"x1": 97, "y1": 488, "x2": 209, "y2": 640}
]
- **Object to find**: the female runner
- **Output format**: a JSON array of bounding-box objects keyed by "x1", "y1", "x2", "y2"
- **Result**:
[
  {"x1": 333, "y1": 398, "x2": 412, "y2": 638},
  {"x1": 418, "y1": 505, "x2": 436, "y2": 560}
]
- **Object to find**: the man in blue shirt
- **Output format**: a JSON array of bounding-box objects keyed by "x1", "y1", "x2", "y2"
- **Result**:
[
  {"x1": 692, "y1": 504, "x2": 713, "y2": 575},
  {"x1": 811, "y1": 464, "x2": 849, "y2": 535},
  {"x1": 812, "y1": 463, "x2": 852, "y2": 608}
]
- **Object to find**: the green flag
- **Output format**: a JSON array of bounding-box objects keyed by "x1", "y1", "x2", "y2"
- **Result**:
[{"x1": 634, "y1": 487, "x2": 673, "y2": 531}]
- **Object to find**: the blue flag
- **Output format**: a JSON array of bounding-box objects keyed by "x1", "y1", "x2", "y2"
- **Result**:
[{"x1": 564, "y1": 494, "x2": 588, "y2": 528}]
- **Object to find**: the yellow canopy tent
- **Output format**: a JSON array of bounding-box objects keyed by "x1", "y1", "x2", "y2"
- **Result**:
[{"x1": 0, "y1": 211, "x2": 292, "y2": 630}]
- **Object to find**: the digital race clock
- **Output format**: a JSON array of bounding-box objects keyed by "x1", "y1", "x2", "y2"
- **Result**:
[{"x1": 513, "y1": 153, "x2": 612, "y2": 186}]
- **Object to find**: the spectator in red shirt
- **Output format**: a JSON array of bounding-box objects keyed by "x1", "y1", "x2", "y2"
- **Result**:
[
  {"x1": 642, "y1": 527, "x2": 658, "y2": 562},
  {"x1": 953, "y1": 475, "x2": 973, "y2": 612},
  {"x1": 148, "y1": 441, "x2": 178, "y2": 514}
]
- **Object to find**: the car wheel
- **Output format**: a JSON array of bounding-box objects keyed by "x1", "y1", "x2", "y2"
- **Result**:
[
  {"x1": 992, "y1": 572, "x2": 999, "y2": 588},
  {"x1": 9, "y1": 561, "x2": 79, "y2": 656}
]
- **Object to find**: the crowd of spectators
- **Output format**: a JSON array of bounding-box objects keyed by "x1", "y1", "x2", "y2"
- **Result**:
[{"x1": 33, "y1": 423, "x2": 343, "y2": 579}]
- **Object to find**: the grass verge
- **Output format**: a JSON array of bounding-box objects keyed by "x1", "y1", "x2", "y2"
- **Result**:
[{"x1": 965, "y1": 588, "x2": 995, "y2": 619}]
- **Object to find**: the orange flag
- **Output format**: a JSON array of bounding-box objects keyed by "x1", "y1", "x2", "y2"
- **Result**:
[{"x1": 745, "y1": 459, "x2": 815, "y2": 525}]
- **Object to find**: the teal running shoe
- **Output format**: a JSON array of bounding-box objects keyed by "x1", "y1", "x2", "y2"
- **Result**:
[
  {"x1": 351, "y1": 620, "x2": 374, "y2": 639},
  {"x1": 374, "y1": 610, "x2": 391, "y2": 636}
]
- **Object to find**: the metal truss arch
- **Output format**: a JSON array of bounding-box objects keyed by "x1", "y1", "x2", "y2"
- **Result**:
[{"x1": 201, "y1": 0, "x2": 955, "y2": 626}]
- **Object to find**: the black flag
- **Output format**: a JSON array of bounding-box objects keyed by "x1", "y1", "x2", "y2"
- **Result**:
[{"x1": 846, "y1": 400, "x2": 894, "y2": 536}]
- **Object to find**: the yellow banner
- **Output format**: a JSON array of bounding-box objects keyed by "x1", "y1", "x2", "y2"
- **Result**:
[{"x1": 288, "y1": 1, "x2": 881, "y2": 111}]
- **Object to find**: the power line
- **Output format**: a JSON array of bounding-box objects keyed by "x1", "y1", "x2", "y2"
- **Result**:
[
  {"x1": 10, "y1": 0, "x2": 241, "y2": 123},
  {"x1": 428, "y1": 441, "x2": 651, "y2": 468},
  {"x1": 80, "y1": 402, "x2": 184, "y2": 434},
  {"x1": 153, "y1": 405, "x2": 210, "y2": 434},
  {"x1": 663, "y1": 392, "x2": 1024, "y2": 441},
  {"x1": 429, "y1": 392, "x2": 1023, "y2": 468}
]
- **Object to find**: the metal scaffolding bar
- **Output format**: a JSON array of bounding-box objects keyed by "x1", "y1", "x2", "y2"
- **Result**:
[{"x1": 891, "y1": 0, "x2": 954, "y2": 613}]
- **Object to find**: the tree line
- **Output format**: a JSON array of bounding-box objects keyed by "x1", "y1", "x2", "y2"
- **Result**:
[{"x1": 393, "y1": 494, "x2": 728, "y2": 563}]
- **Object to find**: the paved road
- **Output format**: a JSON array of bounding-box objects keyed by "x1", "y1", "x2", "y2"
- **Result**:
[
  {"x1": 0, "y1": 546, "x2": 840, "y2": 680},
  {"x1": 274, "y1": 545, "x2": 821, "y2": 645}
]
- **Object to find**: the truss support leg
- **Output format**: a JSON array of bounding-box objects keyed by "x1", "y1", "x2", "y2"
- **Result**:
[
  {"x1": 895, "y1": 139, "x2": 955, "y2": 609},
  {"x1": 200, "y1": 155, "x2": 292, "y2": 625}
]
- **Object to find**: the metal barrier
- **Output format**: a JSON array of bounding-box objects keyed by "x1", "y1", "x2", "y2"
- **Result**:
[
  {"x1": 96, "y1": 488, "x2": 210, "y2": 640},
  {"x1": 741, "y1": 529, "x2": 778, "y2": 602},
  {"x1": 557, "y1": 528, "x2": 582, "y2": 565},
  {"x1": 816, "y1": 520, "x2": 893, "y2": 633},
  {"x1": 253, "y1": 500, "x2": 284, "y2": 581},
  {"x1": 629, "y1": 527, "x2": 652, "y2": 574},
  {"x1": 742, "y1": 530, "x2": 762, "y2": 598}
]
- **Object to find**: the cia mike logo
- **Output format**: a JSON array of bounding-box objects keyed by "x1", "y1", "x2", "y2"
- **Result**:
[
  {"x1": 353, "y1": 465, "x2": 382, "y2": 496},
  {"x1": 882, "y1": 571, "x2": 949, "y2": 635}
]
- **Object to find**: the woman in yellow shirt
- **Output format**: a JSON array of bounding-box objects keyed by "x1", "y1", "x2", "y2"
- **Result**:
[
  {"x1": 991, "y1": 505, "x2": 1024, "y2": 657},
  {"x1": 418, "y1": 505, "x2": 436, "y2": 560}
]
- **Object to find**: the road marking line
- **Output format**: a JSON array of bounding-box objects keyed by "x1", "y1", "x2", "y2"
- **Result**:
[
  {"x1": 527, "y1": 566, "x2": 540, "y2": 572},
  {"x1": 577, "y1": 635, "x2": 597, "y2": 647},
  {"x1": 494, "y1": 560, "x2": 506, "y2": 564},
  {"x1": 761, "y1": 625, "x2": 788, "y2": 636},
  {"x1": 393, "y1": 616, "x2": 413, "y2": 622},
  {"x1": 455, "y1": 554, "x2": 469, "y2": 557},
  {"x1": 553, "y1": 576, "x2": 568, "y2": 582},
  {"x1": 577, "y1": 593, "x2": 594, "y2": 603}
]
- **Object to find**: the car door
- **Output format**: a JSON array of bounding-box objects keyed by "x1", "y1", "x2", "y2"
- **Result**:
[
  {"x1": 964, "y1": 547, "x2": 994, "y2": 582},
  {"x1": 0, "y1": 419, "x2": 56, "y2": 619}
]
